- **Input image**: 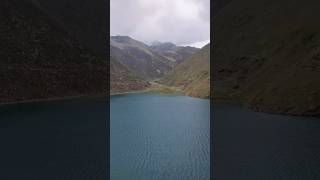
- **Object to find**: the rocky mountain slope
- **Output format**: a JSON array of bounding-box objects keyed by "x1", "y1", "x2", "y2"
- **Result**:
[
  {"x1": 161, "y1": 44, "x2": 210, "y2": 98},
  {"x1": 213, "y1": 0, "x2": 233, "y2": 14},
  {"x1": 26, "y1": 0, "x2": 107, "y2": 56},
  {"x1": 110, "y1": 36, "x2": 198, "y2": 80},
  {"x1": 110, "y1": 36, "x2": 171, "y2": 80},
  {"x1": 110, "y1": 57, "x2": 150, "y2": 94},
  {"x1": 150, "y1": 41, "x2": 199, "y2": 65},
  {"x1": 213, "y1": 0, "x2": 320, "y2": 115},
  {"x1": 0, "y1": 0, "x2": 107, "y2": 103}
]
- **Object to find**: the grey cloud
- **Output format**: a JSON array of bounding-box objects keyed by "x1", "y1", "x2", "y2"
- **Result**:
[{"x1": 111, "y1": 0, "x2": 210, "y2": 47}]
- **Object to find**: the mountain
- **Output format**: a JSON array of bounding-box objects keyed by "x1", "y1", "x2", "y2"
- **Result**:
[
  {"x1": 213, "y1": 0, "x2": 320, "y2": 115},
  {"x1": 110, "y1": 36, "x2": 171, "y2": 80},
  {"x1": 110, "y1": 57, "x2": 150, "y2": 94},
  {"x1": 110, "y1": 36, "x2": 198, "y2": 80},
  {"x1": 0, "y1": 0, "x2": 107, "y2": 103},
  {"x1": 150, "y1": 41, "x2": 199, "y2": 65},
  {"x1": 161, "y1": 44, "x2": 210, "y2": 98}
]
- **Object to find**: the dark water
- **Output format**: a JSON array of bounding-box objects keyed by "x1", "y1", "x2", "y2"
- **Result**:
[
  {"x1": 214, "y1": 103, "x2": 320, "y2": 180},
  {"x1": 111, "y1": 93, "x2": 210, "y2": 180},
  {"x1": 0, "y1": 97, "x2": 107, "y2": 180},
  {"x1": 4, "y1": 95, "x2": 318, "y2": 180}
]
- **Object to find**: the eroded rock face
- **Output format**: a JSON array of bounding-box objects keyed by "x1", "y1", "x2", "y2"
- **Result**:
[
  {"x1": 0, "y1": 0, "x2": 107, "y2": 103},
  {"x1": 212, "y1": 0, "x2": 320, "y2": 115}
]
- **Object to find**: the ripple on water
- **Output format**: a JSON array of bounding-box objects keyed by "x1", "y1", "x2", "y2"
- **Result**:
[{"x1": 111, "y1": 93, "x2": 210, "y2": 180}]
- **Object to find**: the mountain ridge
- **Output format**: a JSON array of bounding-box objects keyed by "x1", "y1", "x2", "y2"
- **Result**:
[{"x1": 110, "y1": 35, "x2": 199, "y2": 81}]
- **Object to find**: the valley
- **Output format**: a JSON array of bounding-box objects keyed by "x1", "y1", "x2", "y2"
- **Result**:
[
  {"x1": 0, "y1": 0, "x2": 210, "y2": 103},
  {"x1": 110, "y1": 35, "x2": 210, "y2": 99}
]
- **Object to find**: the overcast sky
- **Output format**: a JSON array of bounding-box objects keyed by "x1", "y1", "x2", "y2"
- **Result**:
[{"x1": 111, "y1": 0, "x2": 210, "y2": 48}]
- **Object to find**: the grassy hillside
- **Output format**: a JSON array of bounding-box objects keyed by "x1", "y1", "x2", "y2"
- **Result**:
[
  {"x1": 27, "y1": 0, "x2": 107, "y2": 56},
  {"x1": 0, "y1": 0, "x2": 107, "y2": 103},
  {"x1": 161, "y1": 44, "x2": 210, "y2": 98},
  {"x1": 110, "y1": 57, "x2": 150, "y2": 94},
  {"x1": 213, "y1": 0, "x2": 320, "y2": 115}
]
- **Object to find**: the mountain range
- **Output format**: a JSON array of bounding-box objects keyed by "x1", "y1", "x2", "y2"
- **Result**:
[
  {"x1": 110, "y1": 36, "x2": 210, "y2": 98},
  {"x1": 110, "y1": 36, "x2": 202, "y2": 94},
  {"x1": 110, "y1": 36, "x2": 198, "y2": 80},
  {"x1": 0, "y1": 0, "x2": 210, "y2": 103},
  {"x1": 111, "y1": 0, "x2": 320, "y2": 115}
]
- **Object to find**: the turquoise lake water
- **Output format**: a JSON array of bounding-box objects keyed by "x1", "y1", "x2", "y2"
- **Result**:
[{"x1": 110, "y1": 93, "x2": 210, "y2": 180}]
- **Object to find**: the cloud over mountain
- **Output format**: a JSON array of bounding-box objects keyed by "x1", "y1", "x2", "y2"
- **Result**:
[{"x1": 111, "y1": 0, "x2": 210, "y2": 47}]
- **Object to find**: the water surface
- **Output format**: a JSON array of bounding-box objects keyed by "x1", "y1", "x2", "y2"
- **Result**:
[
  {"x1": 111, "y1": 93, "x2": 210, "y2": 180},
  {"x1": 0, "y1": 97, "x2": 107, "y2": 180},
  {"x1": 214, "y1": 103, "x2": 320, "y2": 180}
]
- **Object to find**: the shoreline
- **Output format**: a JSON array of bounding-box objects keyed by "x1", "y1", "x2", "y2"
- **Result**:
[
  {"x1": 110, "y1": 90, "x2": 145, "y2": 96},
  {"x1": 213, "y1": 99, "x2": 320, "y2": 117},
  {"x1": 1, "y1": 92, "x2": 318, "y2": 117},
  {"x1": 0, "y1": 83, "x2": 204, "y2": 106},
  {"x1": 0, "y1": 89, "x2": 183, "y2": 106},
  {"x1": 0, "y1": 94, "x2": 107, "y2": 106}
]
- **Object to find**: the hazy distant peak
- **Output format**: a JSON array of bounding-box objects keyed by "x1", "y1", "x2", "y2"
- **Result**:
[
  {"x1": 151, "y1": 41, "x2": 162, "y2": 46},
  {"x1": 110, "y1": 35, "x2": 150, "y2": 51},
  {"x1": 151, "y1": 41, "x2": 176, "y2": 46},
  {"x1": 151, "y1": 41, "x2": 177, "y2": 51},
  {"x1": 111, "y1": 35, "x2": 132, "y2": 43},
  {"x1": 150, "y1": 41, "x2": 200, "y2": 53}
]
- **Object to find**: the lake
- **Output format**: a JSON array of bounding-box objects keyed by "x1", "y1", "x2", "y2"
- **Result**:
[
  {"x1": 2, "y1": 94, "x2": 317, "y2": 180},
  {"x1": 214, "y1": 103, "x2": 320, "y2": 180},
  {"x1": 0, "y1": 97, "x2": 107, "y2": 180},
  {"x1": 110, "y1": 93, "x2": 210, "y2": 180}
]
